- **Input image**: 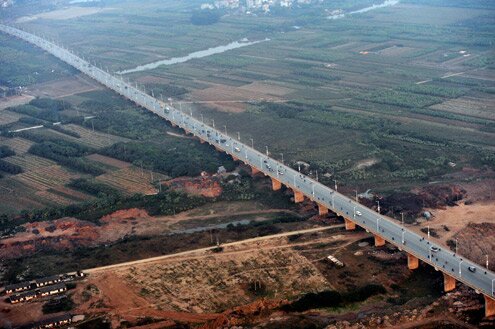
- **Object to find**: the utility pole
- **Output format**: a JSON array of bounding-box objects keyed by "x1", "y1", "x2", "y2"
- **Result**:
[
  {"x1": 212, "y1": 119, "x2": 215, "y2": 128},
  {"x1": 487, "y1": 254, "x2": 489, "y2": 269},
  {"x1": 334, "y1": 179, "x2": 337, "y2": 191},
  {"x1": 237, "y1": 132, "x2": 240, "y2": 141},
  {"x1": 280, "y1": 153, "x2": 284, "y2": 164},
  {"x1": 376, "y1": 200, "x2": 380, "y2": 213},
  {"x1": 224, "y1": 125, "x2": 227, "y2": 135},
  {"x1": 427, "y1": 225, "x2": 430, "y2": 239},
  {"x1": 250, "y1": 138, "x2": 254, "y2": 148},
  {"x1": 316, "y1": 170, "x2": 319, "y2": 182},
  {"x1": 455, "y1": 238, "x2": 458, "y2": 254}
]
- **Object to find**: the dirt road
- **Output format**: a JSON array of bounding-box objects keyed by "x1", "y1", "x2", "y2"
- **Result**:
[{"x1": 85, "y1": 225, "x2": 344, "y2": 273}]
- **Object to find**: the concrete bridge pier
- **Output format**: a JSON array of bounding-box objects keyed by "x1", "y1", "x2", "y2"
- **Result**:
[
  {"x1": 374, "y1": 235, "x2": 385, "y2": 247},
  {"x1": 443, "y1": 273, "x2": 456, "y2": 292},
  {"x1": 317, "y1": 204, "x2": 328, "y2": 216},
  {"x1": 344, "y1": 218, "x2": 356, "y2": 230},
  {"x1": 251, "y1": 167, "x2": 260, "y2": 176},
  {"x1": 485, "y1": 295, "x2": 495, "y2": 317},
  {"x1": 407, "y1": 253, "x2": 419, "y2": 270},
  {"x1": 293, "y1": 190, "x2": 304, "y2": 203},
  {"x1": 271, "y1": 178, "x2": 282, "y2": 191}
]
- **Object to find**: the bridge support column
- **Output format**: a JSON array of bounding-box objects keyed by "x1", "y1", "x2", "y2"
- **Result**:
[
  {"x1": 199, "y1": 139, "x2": 206, "y2": 144},
  {"x1": 271, "y1": 178, "x2": 282, "y2": 191},
  {"x1": 374, "y1": 235, "x2": 385, "y2": 247},
  {"x1": 443, "y1": 273, "x2": 456, "y2": 292},
  {"x1": 344, "y1": 218, "x2": 356, "y2": 230},
  {"x1": 485, "y1": 295, "x2": 495, "y2": 317},
  {"x1": 317, "y1": 204, "x2": 328, "y2": 216},
  {"x1": 251, "y1": 167, "x2": 260, "y2": 176},
  {"x1": 293, "y1": 190, "x2": 304, "y2": 203},
  {"x1": 407, "y1": 253, "x2": 419, "y2": 270}
]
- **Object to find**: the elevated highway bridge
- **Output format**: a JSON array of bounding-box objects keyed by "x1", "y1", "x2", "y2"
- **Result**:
[{"x1": 1, "y1": 24, "x2": 494, "y2": 317}]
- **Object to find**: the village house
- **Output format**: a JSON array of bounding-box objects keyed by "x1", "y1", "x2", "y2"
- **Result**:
[
  {"x1": 3, "y1": 281, "x2": 33, "y2": 294},
  {"x1": 37, "y1": 283, "x2": 67, "y2": 298},
  {"x1": 29, "y1": 314, "x2": 72, "y2": 329},
  {"x1": 7, "y1": 290, "x2": 36, "y2": 304},
  {"x1": 8, "y1": 284, "x2": 67, "y2": 304},
  {"x1": 34, "y1": 275, "x2": 63, "y2": 288}
]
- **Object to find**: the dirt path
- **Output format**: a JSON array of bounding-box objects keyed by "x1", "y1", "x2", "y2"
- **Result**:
[
  {"x1": 85, "y1": 225, "x2": 344, "y2": 273},
  {"x1": 0, "y1": 94, "x2": 34, "y2": 110}
]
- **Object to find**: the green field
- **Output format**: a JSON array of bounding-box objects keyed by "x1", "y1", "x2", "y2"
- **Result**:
[{"x1": 1, "y1": 0, "x2": 494, "y2": 206}]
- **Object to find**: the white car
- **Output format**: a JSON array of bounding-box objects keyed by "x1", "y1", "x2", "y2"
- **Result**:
[
  {"x1": 355, "y1": 211, "x2": 362, "y2": 216},
  {"x1": 234, "y1": 147, "x2": 240, "y2": 152}
]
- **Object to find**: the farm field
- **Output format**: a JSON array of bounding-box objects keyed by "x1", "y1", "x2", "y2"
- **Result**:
[
  {"x1": 11, "y1": 0, "x2": 494, "y2": 194},
  {"x1": 95, "y1": 166, "x2": 168, "y2": 196}
]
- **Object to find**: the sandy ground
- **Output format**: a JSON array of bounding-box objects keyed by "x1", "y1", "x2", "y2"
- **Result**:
[
  {"x1": 25, "y1": 74, "x2": 102, "y2": 99},
  {"x1": 16, "y1": 7, "x2": 113, "y2": 23},
  {"x1": 0, "y1": 94, "x2": 34, "y2": 110},
  {"x1": 412, "y1": 178, "x2": 495, "y2": 270}
]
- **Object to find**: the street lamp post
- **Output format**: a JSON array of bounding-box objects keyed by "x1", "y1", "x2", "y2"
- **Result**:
[
  {"x1": 223, "y1": 125, "x2": 227, "y2": 135},
  {"x1": 212, "y1": 119, "x2": 215, "y2": 128},
  {"x1": 401, "y1": 212, "x2": 404, "y2": 226},
  {"x1": 455, "y1": 238, "x2": 458, "y2": 254},
  {"x1": 377, "y1": 200, "x2": 380, "y2": 213},
  {"x1": 237, "y1": 132, "x2": 240, "y2": 140},
  {"x1": 280, "y1": 153, "x2": 284, "y2": 164},
  {"x1": 250, "y1": 138, "x2": 254, "y2": 148},
  {"x1": 265, "y1": 146, "x2": 269, "y2": 156},
  {"x1": 334, "y1": 179, "x2": 337, "y2": 191},
  {"x1": 354, "y1": 189, "x2": 358, "y2": 202}
]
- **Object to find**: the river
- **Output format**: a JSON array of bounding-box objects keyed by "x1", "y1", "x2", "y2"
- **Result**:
[
  {"x1": 117, "y1": 38, "x2": 269, "y2": 74},
  {"x1": 328, "y1": 0, "x2": 400, "y2": 20}
]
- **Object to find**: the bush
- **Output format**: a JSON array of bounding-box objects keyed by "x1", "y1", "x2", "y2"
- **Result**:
[
  {"x1": 42, "y1": 296, "x2": 74, "y2": 314},
  {"x1": 29, "y1": 98, "x2": 71, "y2": 111},
  {"x1": 0, "y1": 145, "x2": 15, "y2": 158},
  {"x1": 0, "y1": 159, "x2": 23, "y2": 174},
  {"x1": 100, "y1": 141, "x2": 235, "y2": 178},
  {"x1": 68, "y1": 178, "x2": 120, "y2": 197},
  {"x1": 283, "y1": 290, "x2": 342, "y2": 312}
]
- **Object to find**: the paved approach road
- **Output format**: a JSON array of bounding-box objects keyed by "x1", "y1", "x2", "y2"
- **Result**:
[
  {"x1": 85, "y1": 225, "x2": 344, "y2": 273},
  {"x1": 1, "y1": 24, "x2": 493, "y2": 300}
]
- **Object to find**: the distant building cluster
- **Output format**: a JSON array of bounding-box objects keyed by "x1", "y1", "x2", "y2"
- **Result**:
[
  {"x1": 201, "y1": 0, "x2": 315, "y2": 13},
  {"x1": 1, "y1": 0, "x2": 13, "y2": 8}
]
